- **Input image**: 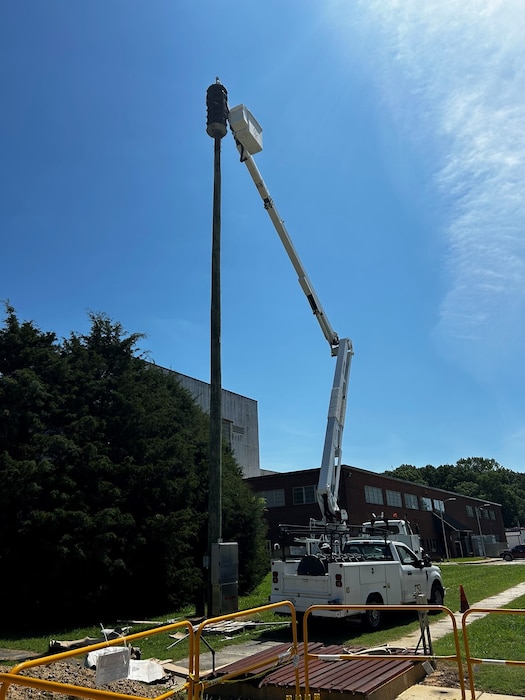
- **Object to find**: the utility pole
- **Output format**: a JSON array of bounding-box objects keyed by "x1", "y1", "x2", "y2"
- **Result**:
[{"x1": 206, "y1": 79, "x2": 228, "y2": 616}]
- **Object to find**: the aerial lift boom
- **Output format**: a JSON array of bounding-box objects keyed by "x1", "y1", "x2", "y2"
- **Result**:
[{"x1": 228, "y1": 104, "x2": 354, "y2": 527}]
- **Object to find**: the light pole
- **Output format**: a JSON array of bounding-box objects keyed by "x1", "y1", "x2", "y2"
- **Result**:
[
  {"x1": 439, "y1": 497, "x2": 456, "y2": 561},
  {"x1": 475, "y1": 503, "x2": 491, "y2": 557},
  {"x1": 206, "y1": 79, "x2": 228, "y2": 616}
]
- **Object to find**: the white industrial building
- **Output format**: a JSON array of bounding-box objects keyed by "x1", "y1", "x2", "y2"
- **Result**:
[{"x1": 161, "y1": 368, "x2": 260, "y2": 478}]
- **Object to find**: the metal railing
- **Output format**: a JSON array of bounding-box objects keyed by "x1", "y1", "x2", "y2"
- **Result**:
[
  {"x1": 302, "y1": 603, "x2": 467, "y2": 700},
  {"x1": 0, "y1": 602, "x2": 300, "y2": 700},
  {"x1": 0, "y1": 619, "x2": 195, "y2": 700},
  {"x1": 4, "y1": 602, "x2": 523, "y2": 700},
  {"x1": 462, "y1": 607, "x2": 525, "y2": 700},
  {"x1": 189, "y1": 601, "x2": 300, "y2": 700}
]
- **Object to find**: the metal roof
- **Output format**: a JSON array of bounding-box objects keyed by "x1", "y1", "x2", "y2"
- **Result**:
[{"x1": 207, "y1": 641, "x2": 428, "y2": 700}]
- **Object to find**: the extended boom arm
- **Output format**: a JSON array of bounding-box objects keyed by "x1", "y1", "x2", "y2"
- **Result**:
[
  {"x1": 228, "y1": 104, "x2": 354, "y2": 527},
  {"x1": 239, "y1": 154, "x2": 340, "y2": 354}
]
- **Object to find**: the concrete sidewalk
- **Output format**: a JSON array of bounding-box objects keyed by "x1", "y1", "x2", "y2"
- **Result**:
[{"x1": 393, "y1": 580, "x2": 525, "y2": 648}]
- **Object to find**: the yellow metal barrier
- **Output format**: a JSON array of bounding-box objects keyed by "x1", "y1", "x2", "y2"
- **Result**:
[
  {"x1": 190, "y1": 601, "x2": 300, "y2": 700},
  {"x1": 0, "y1": 619, "x2": 195, "y2": 700},
  {"x1": 0, "y1": 603, "x2": 300, "y2": 700},
  {"x1": 10, "y1": 601, "x2": 514, "y2": 700},
  {"x1": 302, "y1": 603, "x2": 467, "y2": 700},
  {"x1": 462, "y1": 607, "x2": 525, "y2": 700}
]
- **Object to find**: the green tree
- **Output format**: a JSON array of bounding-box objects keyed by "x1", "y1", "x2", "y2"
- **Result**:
[
  {"x1": 383, "y1": 457, "x2": 525, "y2": 527},
  {"x1": 0, "y1": 306, "x2": 68, "y2": 628},
  {"x1": 383, "y1": 463, "x2": 427, "y2": 484},
  {"x1": 222, "y1": 449, "x2": 268, "y2": 592},
  {"x1": 0, "y1": 308, "x2": 267, "y2": 632}
]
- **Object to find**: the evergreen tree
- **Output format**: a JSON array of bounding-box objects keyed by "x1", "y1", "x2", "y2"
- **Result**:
[
  {"x1": 0, "y1": 307, "x2": 268, "y2": 632},
  {"x1": 222, "y1": 448, "x2": 268, "y2": 592}
]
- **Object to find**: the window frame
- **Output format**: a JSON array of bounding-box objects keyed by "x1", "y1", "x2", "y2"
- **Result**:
[
  {"x1": 404, "y1": 493, "x2": 418, "y2": 510},
  {"x1": 261, "y1": 489, "x2": 285, "y2": 508},
  {"x1": 292, "y1": 485, "x2": 317, "y2": 506},
  {"x1": 364, "y1": 485, "x2": 384, "y2": 506}
]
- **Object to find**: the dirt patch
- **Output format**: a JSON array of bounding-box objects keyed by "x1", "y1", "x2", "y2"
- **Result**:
[{"x1": 419, "y1": 661, "x2": 467, "y2": 689}]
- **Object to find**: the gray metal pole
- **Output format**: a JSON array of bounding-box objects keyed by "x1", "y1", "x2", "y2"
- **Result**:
[
  {"x1": 476, "y1": 507, "x2": 485, "y2": 557},
  {"x1": 441, "y1": 497, "x2": 456, "y2": 561},
  {"x1": 206, "y1": 80, "x2": 228, "y2": 616},
  {"x1": 440, "y1": 509, "x2": 447, "y2": 561}
]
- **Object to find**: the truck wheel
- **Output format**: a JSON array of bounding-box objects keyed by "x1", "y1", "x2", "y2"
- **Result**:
[
  {"x1": 428, "y1": 582, "x2": 444, "y2": 608},
  {"x1": 362, "y1": 594, "x2": 384, "y2": 630}
]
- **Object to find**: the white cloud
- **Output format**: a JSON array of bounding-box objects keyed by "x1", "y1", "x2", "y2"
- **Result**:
[{"x1": 328, "y1": 0, "x2": 525, "y2": 378}]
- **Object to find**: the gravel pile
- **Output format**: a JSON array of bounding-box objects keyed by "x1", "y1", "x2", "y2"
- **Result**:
[{"x1": 1, "y1": 659, "x2": 181, "y2": 700}]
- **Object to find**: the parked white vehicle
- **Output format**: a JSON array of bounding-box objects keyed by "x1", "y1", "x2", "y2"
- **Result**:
[{"x1": 270, "y1": 537, "x2": 444, "y2": 629}]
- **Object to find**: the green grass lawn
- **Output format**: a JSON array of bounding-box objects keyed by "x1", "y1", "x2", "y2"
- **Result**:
[
  {"x1": 432, "y1": 593, "x2": 525, "y2": 697},
  {"x1": 432, "y1": 570, "x2": 525, "y2": 698},
  {"x1": 2, "y1": 562, "x2": 524, "y2": 695}
]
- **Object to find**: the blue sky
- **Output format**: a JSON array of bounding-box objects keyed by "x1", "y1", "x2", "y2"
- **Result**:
[{"x1": 2, "y1": 1, "x2": 525, "y2": 474}]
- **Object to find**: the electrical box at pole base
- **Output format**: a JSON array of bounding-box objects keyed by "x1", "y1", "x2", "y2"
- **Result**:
[{"x1": 211, "y1": 542, "x2": 239, "y2": 616}]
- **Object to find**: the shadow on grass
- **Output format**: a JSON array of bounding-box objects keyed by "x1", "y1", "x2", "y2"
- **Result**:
[{"x1": 256, "y1": 609, "x2": 426, "y2": 646}]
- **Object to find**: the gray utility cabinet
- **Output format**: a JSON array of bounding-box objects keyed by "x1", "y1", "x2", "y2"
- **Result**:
[{"x1": 211, "y1": 542, "x2": 238, "y2": 616}]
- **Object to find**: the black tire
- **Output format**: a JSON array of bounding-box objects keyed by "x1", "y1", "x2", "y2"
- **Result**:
[
  {"x1": 361, "y1": 594, "x2": 384, "y2": 630},
  {"x1": 504, "y1": 553, "x2": 513, "y2": 562},
  {"x1": 428, "y1": 582, "x2": 445, "y2": 608}
]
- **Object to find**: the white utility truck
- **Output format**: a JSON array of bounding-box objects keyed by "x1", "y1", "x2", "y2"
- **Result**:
[
  {"x1": 270, "y1": 533, "x2": 444, "y2": 629},
  {"x1": 228, "y1": 103, "x2": 444, "y2": 629}
]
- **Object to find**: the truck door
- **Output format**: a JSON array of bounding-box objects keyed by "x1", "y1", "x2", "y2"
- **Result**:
[{"x1": 395, "y1": 544, "x2": 427, "y2": 603}]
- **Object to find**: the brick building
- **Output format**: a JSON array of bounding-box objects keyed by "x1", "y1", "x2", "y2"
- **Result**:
[
  {"x1": 155, "y1": 366, "x2": 504, "y2": 558},
  {"x1": 246, "y1": 465, "x2": 506, "y2": 559}
]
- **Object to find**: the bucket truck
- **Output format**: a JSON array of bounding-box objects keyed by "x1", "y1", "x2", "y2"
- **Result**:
[{"x1": 228, "y1": 105, "x2": 443, "y2": 628}]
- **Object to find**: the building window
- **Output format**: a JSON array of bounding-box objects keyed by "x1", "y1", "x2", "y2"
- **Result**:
[
  {"x1": 420, "y1": 496, "x2": 433, "y2": 511},
  {"x1": 489, "y1": 509, "x2": 495, "y2": 520},
  {"x1": 434, "y1": 499, "x2": 444, "y2": 512},
  {"x1": 386, "y1": 490, "x2": 402, "y2": 508},
  {"x1": 364, "y1": 485, "x2": 384, "y2": 505},
  {"x1": 261, "y1": 489, "x2": 285, "y2": 508},
  {"x1": 293, "y1": 485, "x2": 316, "y2": 505},
  {"x1": 423, "y1": 538, "x2": 439, "y2": 553},
  {"x1": 466, "y1": 505, "x2": 474, "y2": 517},
  {"x1": 404, "y1": 493, "x2": 418, "y2": 510}
]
